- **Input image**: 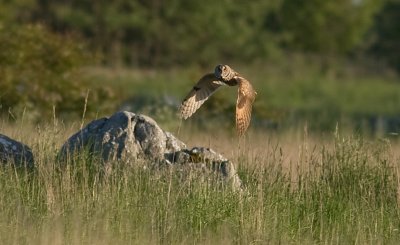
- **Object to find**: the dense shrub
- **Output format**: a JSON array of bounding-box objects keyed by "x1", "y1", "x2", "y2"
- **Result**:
[{"x1": 0, "y1": 24, "x2": 115, "y2": 121}]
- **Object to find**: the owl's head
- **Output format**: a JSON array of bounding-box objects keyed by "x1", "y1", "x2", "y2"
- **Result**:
[{"x1": 214, "y1": 64, "x2": 236, "y2": 81}]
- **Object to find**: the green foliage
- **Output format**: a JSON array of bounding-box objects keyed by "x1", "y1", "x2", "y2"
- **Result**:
[
  {"x1": 0, "y1": 24, "x2": 115, "y2": 121},
  {"x1": 280, "y1": 0, "x2": 384, "y2": 53},
  {"x1": 0, "y1": 0, "x2": 37, "y2": 25},
  {"x1": 369, "y1": 0, "x2": 400, "y2": 72},
  {"x1": 35, "y1": 0, "x2": 281, "y2": 66},
  {"x1": 0, "y1": 1, "x2": 398, "y2": 123},
  {"x1": 0, "y1": 0, "x2": 398, "y2": 70}
]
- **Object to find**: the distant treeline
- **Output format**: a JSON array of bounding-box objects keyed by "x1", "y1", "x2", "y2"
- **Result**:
[{"x1": 1, "y1": 0, "x2": 399, "y2": 70}]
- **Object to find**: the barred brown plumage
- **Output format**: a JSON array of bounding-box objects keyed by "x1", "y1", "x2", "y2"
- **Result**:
[{"x1": 179, "y1": 64, "x2": 257, "y2": 136}]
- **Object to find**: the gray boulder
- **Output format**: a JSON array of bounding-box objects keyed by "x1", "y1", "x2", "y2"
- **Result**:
[
  {"x1": 59, "y1": 111, "x2": 185, "y2": 163},
  {"x1": 59, "y1": 111, "x2": 242, "y2": 189},
  {"x1": 0, "y1": 134, "x2": 34, "y2": 168}
]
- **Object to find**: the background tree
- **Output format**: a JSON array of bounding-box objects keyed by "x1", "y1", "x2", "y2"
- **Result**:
[
  {"x1": 280, "y1": 0, "x2": 384, "y2": 54},
  {"x1": 368, "y1": 0, "x2": 400, "y2": 72},
  {"x1": 0, "y1": 24, "x2": 114, "y2": 121}
]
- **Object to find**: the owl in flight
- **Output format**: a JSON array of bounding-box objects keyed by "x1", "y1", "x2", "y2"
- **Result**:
[{"x1": 179, "y1": 64, "x2": 256, "y2": 136}]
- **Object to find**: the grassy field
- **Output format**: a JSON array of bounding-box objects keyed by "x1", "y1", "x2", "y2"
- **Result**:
[
  {"x1": 1, "y1": 63, "x2": 400, "y2": 244},
  {"x1": 1, "y1": 119, "x2": 400, "y2": 244},
  {"x1": 84, "y1": 62, "x2": 400, "y2": 134}
]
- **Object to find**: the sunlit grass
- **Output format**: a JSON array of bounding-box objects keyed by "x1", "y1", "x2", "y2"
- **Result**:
[{"x1": 1, "y1": 120, "x2": 400, "y2": 244}]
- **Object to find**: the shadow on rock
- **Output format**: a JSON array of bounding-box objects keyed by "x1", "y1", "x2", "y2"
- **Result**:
[
  {"x1": 0, "y1": 134, "x2": 34, "y2": 169},
  {"x1": 59, "y1": 111, "x2": 242, "y2": 190}
]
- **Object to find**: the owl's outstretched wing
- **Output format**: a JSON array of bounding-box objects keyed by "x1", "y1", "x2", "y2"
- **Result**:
[
  {"x1": 179, "y1": 73, "x2": 225, "y2": 119},
  {"x1": 235, "y1": 76, "x2": 256, "y2": 136}
]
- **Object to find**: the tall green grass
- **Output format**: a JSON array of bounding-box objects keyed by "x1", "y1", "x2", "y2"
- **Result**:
[{"x1": 0, "y1": 122, "x2": 399, "y2": 244}]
